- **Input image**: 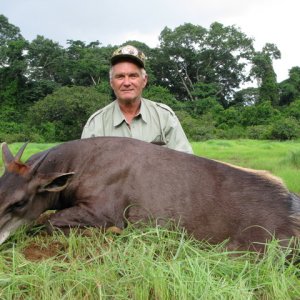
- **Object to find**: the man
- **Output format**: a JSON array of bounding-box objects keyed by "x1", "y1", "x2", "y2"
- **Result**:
[{"x1": 81, "y1": 45, "x2": 193, "y2": 154}]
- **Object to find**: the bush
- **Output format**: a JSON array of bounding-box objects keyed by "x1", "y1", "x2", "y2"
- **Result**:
[
  {"x1": 27, "y1": 86, "x2": 111, "y2": 141},
  {"x1": 0, "y1": 121, "x2": 45, "y2": 143},
  {"x1": 268, "y1": 117, "x2": 300, "y2": 140},
  {"x1": 240, "y1": 101, "x2": 280, "y2": 126},
  {"x1": 216, "y1": 106, "x2": 242, "y2": 128},
  {"x1": 283, "y1": 99, "x2": 300, "y2": 120},
  {"x1": 246, "y1": 125, "x2": 272, "y2": 140},
  {"x1": 176, "y1": 111, "x2": 217, "y2": 141},
  {"x1": 216, "y1": 125, "x2": 247, "y2": 139},
  {"x1": 184, "y1": 97, "x2": 224, "y2": 118},
  {"x1": 143, "y1": 85, "x2": 183, "y2": 110}
]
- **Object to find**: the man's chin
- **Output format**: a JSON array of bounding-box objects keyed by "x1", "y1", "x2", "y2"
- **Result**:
[{"x1": 118, "y1": 96, "x2": 140, "y2": 104}]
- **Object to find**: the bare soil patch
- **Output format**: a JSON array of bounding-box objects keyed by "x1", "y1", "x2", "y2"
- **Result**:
[{"x1": 22, "y1": 241, "x2": 66, "y2": 262}]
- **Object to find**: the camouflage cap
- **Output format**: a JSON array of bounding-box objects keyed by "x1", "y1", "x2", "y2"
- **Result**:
[{"x1": 111, "y1": 45, "x2": 146, "y2": 68}]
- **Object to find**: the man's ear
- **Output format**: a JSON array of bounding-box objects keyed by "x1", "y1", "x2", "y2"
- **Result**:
[
  {"x1": 142, "y1": 74, "x2": 148, "y2": 88},
  {"x1": 38, "y1": 172, "x2": 75, "y2": 193}
]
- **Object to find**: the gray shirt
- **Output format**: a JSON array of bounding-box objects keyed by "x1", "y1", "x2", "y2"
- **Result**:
[{"x1": 81, "y1": 98, "x2": 193, "y2": 154}]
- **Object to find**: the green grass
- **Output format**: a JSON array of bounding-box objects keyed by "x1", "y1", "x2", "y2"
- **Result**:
[
  {"x1": 192, "y1": 139, "x2": 300, "y2": 193},
  {"x1": 0, "y1": 226, "x2": 300, "y2": 299},
  {"x1": 0, "y1": 139, "x2": 300, "y2": 299}
]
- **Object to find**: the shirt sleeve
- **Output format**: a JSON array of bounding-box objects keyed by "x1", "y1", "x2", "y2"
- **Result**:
[
  {"x1": 81, "y1": 123, "x2": 92, "y2": 139},
  {"x1": 81, "y1": 117, "x2": 100, "y2": 138},
  {"x1": 81, "y1": 109, "x2": 105, "y2": 139},
  {"x1": 164, "y1": 111, "x2": 194, "y2": 154}
]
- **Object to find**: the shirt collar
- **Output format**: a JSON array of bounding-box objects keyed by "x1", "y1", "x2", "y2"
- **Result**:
[
  {"x1": 139, "y1": 99, "x2": 149, "y2": 124},
  {"x1": 113, "y1": 99, "x2": 148, "y2": 127},
  {"x1": 113, "y1": 101, "x2": 126, "y2": 127}
]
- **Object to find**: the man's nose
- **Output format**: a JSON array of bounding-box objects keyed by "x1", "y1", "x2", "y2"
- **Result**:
[{"x1": 123, "y1": 76, "x2": 131, "y2": 85}]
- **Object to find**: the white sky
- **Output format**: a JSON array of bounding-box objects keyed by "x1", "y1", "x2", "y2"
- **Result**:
[{"x1": 1, "y1": 0, "x2": 299, "y2": 82}]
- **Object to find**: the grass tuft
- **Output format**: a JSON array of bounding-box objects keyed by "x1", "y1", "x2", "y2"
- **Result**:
[
  {"x1": 0, "y1": 226, "x2": 300, "y2": 299},
  {"x1": 280, "y1": 150, "x2": 300, "y2": 169}
]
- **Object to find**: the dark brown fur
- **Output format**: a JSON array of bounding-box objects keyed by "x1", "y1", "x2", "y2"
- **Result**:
[{"x1": 0, "y1": 137, "x2": 299, "y2": 251}]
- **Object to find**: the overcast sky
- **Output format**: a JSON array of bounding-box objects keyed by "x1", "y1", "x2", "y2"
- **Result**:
[{"x1": 1, "y1": 0, "x2": 299, "y2": 82}]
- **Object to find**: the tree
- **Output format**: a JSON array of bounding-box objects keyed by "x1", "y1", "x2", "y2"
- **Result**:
[
  {"x1": 65, "y1": 40, "x2": 113, "y2": 86},
  {"x1": 154, "y1": 22, "x2": 254, "y2": 106},
  {"x1": 27, "y1": 86, "x2": 111, "y2": 141},
  {"x1": 26, "y1": 35, "x2": 67, "y2": 84},
  {"x1": 154, "y1": 23, "x2": 207, "y2": 101},
  {"x1": 240, "y1": 101, "x2": 280, "y2": 126},
  {"x1": 143, "y1": 85, "x2": 182, "y2": 109},
  {"x1": 251, "y1": 43, "x2": 280, "y2": 106},
  {"x1": 0, "y1": 15, "x2": 28, "y2": 120},
  {"x1": 279, "y1": 66, "x2": 300, "y2": 105},
  {"x1": 232, "y1": 87, "x2": 260, "y2": 106},
  {"x1": 283, "y1": 99, "x2": 300, "y2": 120},
  {"x1": 0, "y1": 14, "x2": 23, "y2": 46}
]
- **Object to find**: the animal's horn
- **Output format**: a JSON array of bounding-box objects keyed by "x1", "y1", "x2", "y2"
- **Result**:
[
  {"x1": 29, "y1": 150, "x2": 50, "y2": 175},
  {"x1": 1, "y1": 142, "x2": 14, "y2": 167},
  {"x1": 15, "y1": 142, "x2": 29, "y2": 162}
]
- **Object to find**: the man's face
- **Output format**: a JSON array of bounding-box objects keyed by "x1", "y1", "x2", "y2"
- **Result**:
[{"x1": 110, "y1": 62, "x2": 148, "y2": 104}]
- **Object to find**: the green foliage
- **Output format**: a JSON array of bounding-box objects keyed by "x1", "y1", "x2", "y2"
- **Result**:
[
  {"x1": 216, "y1": 125, "x2": 247, "y2": 139},
  {"x1": 283, "y1": 99, "x2": 300, "y2": 120},
  {"x1": 240, "y1": 101, "x2": 280, "y2": 126},
  {"x1": 191, "y1": 82, "x2": 220, "y2": 100},
  {"x1": 65, "y1": 40, "x2": 113, "y2": 86},
  {"x1": 0, "y1": 14, "x2": 23, "y2": 45},
  {"x1": 216, "y1": 106, "x2": 241, "y2": 128},
  {"x1": 233, "y1": 87, "x2": 260, "y2": 106},
  {"x1": 142, "y1": 85, "x2": 182, "y2": 109},
  {"x1": 22, "y1": 79, "x2": 61, "y2": 104},
  {"x1": 245, "y1": 125, "x2": 272, "y2": 140},
  {"x1": 0, "y1": 38, "x2": 28, "y2": 107},
  {"x1": 26, "y1": 35, "x2": 66, "y2": 83},
  {"x1": 156, "y1": 22, "x2": 255, "y2": 104},
  {"x1": 268, "y1": 117, "x2": 300, "y2": 140},
  {"x1": 177, "y1": 111, "x2": 217, "y2": 140},
  {"x1": 183, "y1": 97, "x2": 223, "y2": 118},
  {"x1": 0, "y1": 15, "x2": 300, "y2": 143},
  {"x1": 251, "y1": 44, "x2": 280, "y2": 106},
  {"x1": 0, "y1": 121, "x2": 43, "y2": 143},
  {"x1": 279, "y1": 67, "x2": 300, "y2": 105},
  {"x1": 27, "y1": 86, "x2": 110, "y2": 141}
]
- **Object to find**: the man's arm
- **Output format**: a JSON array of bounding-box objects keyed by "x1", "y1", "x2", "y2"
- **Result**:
[
  {"x1": 164, "y1": 113, "x2": 194, "y2": 154},
  {"x1": 155, "y1": 102, "x2": 193, "y2": 154}
]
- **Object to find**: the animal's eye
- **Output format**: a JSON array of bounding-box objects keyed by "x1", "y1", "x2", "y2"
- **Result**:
[{"x1": 9, "y1": 199, "x2": 29, "y2": 211}]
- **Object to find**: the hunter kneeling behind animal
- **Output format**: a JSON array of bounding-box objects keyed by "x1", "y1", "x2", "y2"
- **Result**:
[{"x1": 81, "y1": 44, "x2": 193, "y2": 154}]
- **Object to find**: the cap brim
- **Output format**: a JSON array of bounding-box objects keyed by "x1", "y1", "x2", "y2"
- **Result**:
[{"x1": 111, "y1": 54, "x2": 144, "y2": 68}]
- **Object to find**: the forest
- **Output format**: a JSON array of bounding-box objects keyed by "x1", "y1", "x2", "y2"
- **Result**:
[{"x1": 1, "y1": 14, "x2": 300, "y2": 143}]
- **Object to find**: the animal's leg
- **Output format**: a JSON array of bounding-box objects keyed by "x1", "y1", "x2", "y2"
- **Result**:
[{"x1": 44, "y1": 205, "x2": 123, "y2": 234}]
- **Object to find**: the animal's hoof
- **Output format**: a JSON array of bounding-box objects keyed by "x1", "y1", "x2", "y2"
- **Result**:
[{"x1": 106, "y1": 226, "x2": 123, "y2": 234}]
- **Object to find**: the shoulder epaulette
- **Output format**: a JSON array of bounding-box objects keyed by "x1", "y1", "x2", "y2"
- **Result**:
[
  {"x1": 86, "y1": 102, "x2": 115, "y2": 125},
  {"x1": 87, "y1": 108, "x2": 104, "y2": 123},
  {"x1": 155, "y1": 102, "x2": 175, "y2": 116}
]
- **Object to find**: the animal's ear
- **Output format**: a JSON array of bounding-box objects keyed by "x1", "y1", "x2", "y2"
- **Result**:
[{"x1": 38, "y1": 172, "x2": 75, "y2": 193}]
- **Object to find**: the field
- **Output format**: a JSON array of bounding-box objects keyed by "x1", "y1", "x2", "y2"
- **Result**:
[
  {"x1": 192, "y1": 139, "x2": 300, "y2": 194},
  {"x1": 0, "y1": 139, "x2": 300, "y2": 299}
]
